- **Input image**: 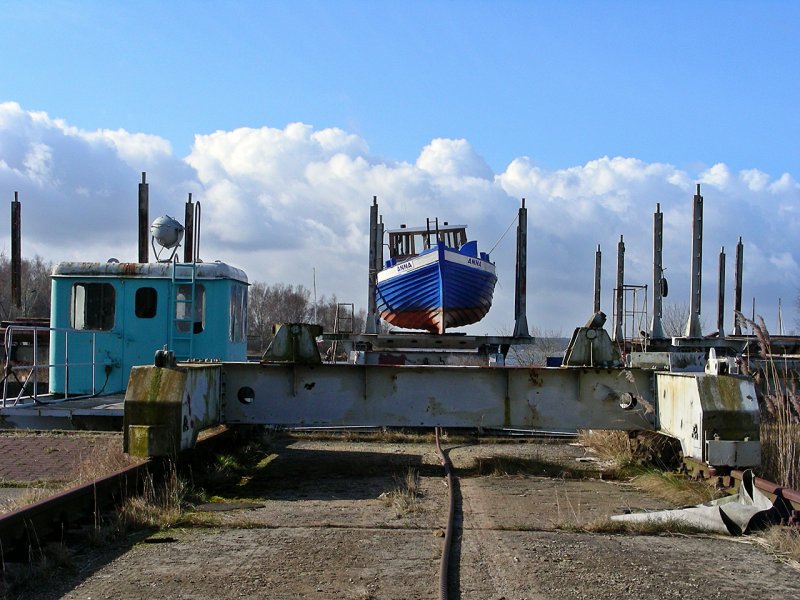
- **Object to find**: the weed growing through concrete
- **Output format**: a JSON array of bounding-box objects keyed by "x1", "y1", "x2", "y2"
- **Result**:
[
  {"x1": 468, "y1": 453, "x2": 588, "y2": 479},
  {"x1": 630, "y1": 469, "x2": 722, "y2": 506},
  {"x1": 380, "y1": 466, "x2": 421, "y2": 516},
  {"x1": 117, "y1": 462, "x2": 186, "y2": 530},
  {"x1": 578, "y1": 429, "x2": 681, "y2": 477}
]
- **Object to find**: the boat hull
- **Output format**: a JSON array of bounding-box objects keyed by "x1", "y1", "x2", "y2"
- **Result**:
[{"x1": 375, "y1": 244, "x2": 497, "y2": 334}]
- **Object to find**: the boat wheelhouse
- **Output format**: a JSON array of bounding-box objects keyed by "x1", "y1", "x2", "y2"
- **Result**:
[
  {"x1": 375, "y1": 220, "x2": 497, "y2": 334},
  {"x1": 49, "y1": 260, "x2": 248, "y2": 396}
]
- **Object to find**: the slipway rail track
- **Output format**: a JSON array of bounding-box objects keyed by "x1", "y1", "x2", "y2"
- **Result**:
[{"x1": 1, "y1": 429, "x2": 799, "y2": 597}]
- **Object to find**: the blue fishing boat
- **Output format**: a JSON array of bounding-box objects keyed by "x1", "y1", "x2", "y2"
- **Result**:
[{"x1": 375, "y1": 220, "x2": 497, "y2": 334}]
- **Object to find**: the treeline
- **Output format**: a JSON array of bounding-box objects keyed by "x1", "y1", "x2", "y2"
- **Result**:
[
  {"x1": 247, "y1": 282, "x2": 366, "y2": 353},
  {"x1": 0, "y1": 253, "x2": 52, "y2": 322}
]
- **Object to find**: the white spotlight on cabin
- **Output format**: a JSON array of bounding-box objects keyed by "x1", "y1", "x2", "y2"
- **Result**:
[{"x1": 150, "y1": 215, "x2": 185, "y2": 262}]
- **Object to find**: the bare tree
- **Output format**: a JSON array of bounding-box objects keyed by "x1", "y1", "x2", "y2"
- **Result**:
[
  {"x1": 661, "y1": 302, "x2": 708, "y2": 338},
  {"x1": 0, "y1": 253, "x2": 52, "y2": 321},
  {"x1": 247, "y1": 282, "x2": 313, "y2": 352},
  {"x1": 246, "y1": 282, "x2": 366, "y2": 354},
  {"x1": 505, "y1": 325, "x2": 566, "y2": 366}
]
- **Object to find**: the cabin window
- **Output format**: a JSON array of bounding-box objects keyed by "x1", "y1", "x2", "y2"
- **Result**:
[
  {"x1": 71, "y1": 283, "x2": 115, "y2": 331},
  {"x1": 229, "y1": 285, "x2": 248, "y2": 343},
  {"x1": 175, "y1": 284, "x2": 205, "y2": 334},
  {"x1": 135, "y1": 287, "x2": 157, "y2": 318}
]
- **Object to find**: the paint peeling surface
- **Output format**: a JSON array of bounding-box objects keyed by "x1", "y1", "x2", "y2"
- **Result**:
[
  {"x1": 180, "y1": 365, "x2": 222, "y2": 450},
  {"x1": 52, "y1": 261, "x2": 248, "y2": 283},
  {"x1": 655, "y1": 372, "x2": 759, "y2": 464}
]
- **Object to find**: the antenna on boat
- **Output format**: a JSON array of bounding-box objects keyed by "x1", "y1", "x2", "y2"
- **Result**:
[{"x1": 150, "y1": 215, "x2": 185, "y2": 263}]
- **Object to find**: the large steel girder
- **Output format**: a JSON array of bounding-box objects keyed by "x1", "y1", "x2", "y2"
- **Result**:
[{"x1": 221, "y1": 363, "x2": 656, "y2": 433}]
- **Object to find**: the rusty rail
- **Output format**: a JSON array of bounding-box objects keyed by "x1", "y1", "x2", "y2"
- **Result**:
[
  {"x1": 435, "y1": 427, "x2": 457, "y2": 600},
  {"x1": 731, "y1": 469, "x2": 800, "y2": 521},
  {"x1": 0, "y1": 428, "x2": 232, "y2": 560},
  {"x1": 0, "y1": 459, "x2": 157, "y2": 560}
]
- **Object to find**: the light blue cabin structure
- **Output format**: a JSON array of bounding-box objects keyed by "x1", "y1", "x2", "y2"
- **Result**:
[{"x1": 49, "y1": 261, "x2": 248, "y2": 396}]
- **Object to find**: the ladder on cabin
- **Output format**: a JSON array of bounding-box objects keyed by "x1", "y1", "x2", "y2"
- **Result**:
[{"x1": 169, "y1": 262, "x2": 197, "y2": 361}]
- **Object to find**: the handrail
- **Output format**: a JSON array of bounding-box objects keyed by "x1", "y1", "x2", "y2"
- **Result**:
[{"x1": 2, "y1": 324, "x2": 116, "y2": 408}]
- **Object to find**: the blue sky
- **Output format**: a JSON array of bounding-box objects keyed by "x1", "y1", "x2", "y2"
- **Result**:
[
  {"x1": 4, "y1": 1, "x2": 798, "y2": 173},
  {"x1": 0, "y1": 1, "x2": 798, "y2": 334}
]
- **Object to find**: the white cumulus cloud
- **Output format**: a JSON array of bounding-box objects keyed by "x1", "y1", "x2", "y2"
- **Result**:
[{"x1": 0, "y1": 103, "x2": 798, "y2": 334}]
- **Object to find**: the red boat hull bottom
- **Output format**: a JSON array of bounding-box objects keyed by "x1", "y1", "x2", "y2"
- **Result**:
[{"x1": 379, "y1": 307, "x2": 490, "y2": 335}]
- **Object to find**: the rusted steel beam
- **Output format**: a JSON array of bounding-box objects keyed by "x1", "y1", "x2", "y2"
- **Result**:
[
  {"x1": 11, "y1": 192, "x2": 21, "y2": 309},
  {"x1": 138, "y1": 172, "x2": 149, "y2": 263},
  {"x1": 184, "y1": 193, "x2": 194, "y2": 263}
]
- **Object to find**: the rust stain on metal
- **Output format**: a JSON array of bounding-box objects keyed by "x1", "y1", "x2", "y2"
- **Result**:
[
  {"x1": 528, "y1": 370, "x2": 543, "y2": 387},
  {"x1": 121, "y1": 263, "x2": 142, "y2": 277}
]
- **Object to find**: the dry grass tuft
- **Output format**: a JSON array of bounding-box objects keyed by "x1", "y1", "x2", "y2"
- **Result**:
[
  {"x1": 73, "y1": 436, "x2": 143, "y2": 486},
  {"x1": 760, "y1": 421, "x2": 800, "y2": 489},
  {"x1": 568, "y1": 516, "x2": 712, "y2": 536},
  {"x1": 758, "y1": 525, "x2": 800, "y2": 564},
  {"x1": 0, "y1": 486, "x2": 57, "y2": 514},
  {"x1": 380, "y1": 467, "x2": 421, "y2": 516},
  {"x1": 578, "y1": 430, "x2": 681, "y2": 476},
  {"x1": 578, "y1": 430, "x2": 636, "y2": 468},
  {"x1": 469, "y1": 454, "x2": 586, "y2": 479},
  {"x1": 117, "y1": 463, "x2": 186, "y2": 530},
  {"x1": 631, "y1": 470, "x2": 722, "y2": 506}
]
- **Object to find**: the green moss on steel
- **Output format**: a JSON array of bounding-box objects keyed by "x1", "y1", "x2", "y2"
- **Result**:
[
  {"x1": 148, "y1": 368, "x2": 164, "y2": 401},
  {"x1": 698, "y1": 375, "x2": 759, "y2": 440},
  {"x1": 697, "y1": 375, "x2": 749, "y2": 411},
  {"x1": 128, "y1": 426, "x2": 149, "y2": 457},
  {"x1": 125, "y1": 366, "x2": 189, "y2": 457}
]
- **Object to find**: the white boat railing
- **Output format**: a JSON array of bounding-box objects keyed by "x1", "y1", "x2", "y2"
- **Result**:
[{"x1": 1, "y1": 324, "x2": 116, "y2": 407}]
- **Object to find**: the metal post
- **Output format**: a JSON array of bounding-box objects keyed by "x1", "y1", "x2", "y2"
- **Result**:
[
  {"x1": 733, "y1": 237, "x2": 744, "y2": 335},
  {"x1": 717, "y1": 247, "x2": 726, "y2": 339},
  {"x1": 365, "y1": 197, "x2": 379, "y2": 334},
  {"x1": 138, "y1": 172, "x2": 149, "y2": 263},
  {"x1": 11, "y1": 192, "x2": 21, "y2": 310},
  {"x1": 32, "y1": 325, "x2": 38, "y2": 401},
  {"x1": 593, "y1": 244, "x2": 602, "y2": 315},
  {"x1": 650, "y1": 204, "x2": 665, "y2": 339},
  {"x1": 513, "y1": 198, "x2": 530, "y2": 337},
  {"x1": 685, "y1": 184, "x2": 703, "y2": 338},
  {"x1": 184, "y1": 193, "x2": 194, "y2": 263},
  {"x1": 614, "y1": 235, "x2": 625, "y2": 342}
]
